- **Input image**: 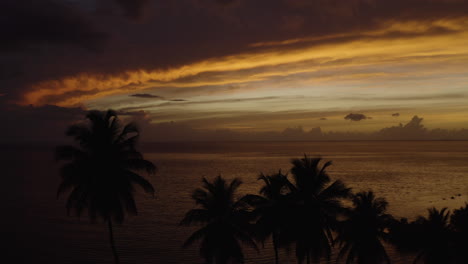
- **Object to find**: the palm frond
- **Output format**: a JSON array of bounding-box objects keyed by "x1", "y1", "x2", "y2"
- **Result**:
[
  {"x1": 57, "y1": 109, "x2": 155, "y2": 225},
  {"x1": 229, "y1": 178, "x2": 242, "y2": 194},
  {"x1": 127, "y1": 170, "x2": 155, "y2": 195},
  {"x1": 182, "y1": 226, "x2": 209, "y2": 248},
  {"x1": 123, "y1": 158, "x2": 156, "y2": 174},
  {"x1": 180, "y1": 209, "x2": 212, "y2": 226},
  {"x1": 319, "y1": 180, "x2": 352, "y2": 200}
]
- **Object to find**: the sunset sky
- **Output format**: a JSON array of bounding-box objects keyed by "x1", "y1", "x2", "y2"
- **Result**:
[{"x1": 1, "y1": 0, "x2": 468, "y2": 141}]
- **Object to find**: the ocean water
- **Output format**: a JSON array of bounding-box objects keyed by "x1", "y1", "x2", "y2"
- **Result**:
[{"x1": 3, "y1": 141, "x2": 468, "y2": 263}]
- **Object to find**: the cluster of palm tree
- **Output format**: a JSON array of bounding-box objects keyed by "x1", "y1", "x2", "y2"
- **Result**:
[
  {"x1": 182, "y1": 157, "x2": 468, "y2": 264},
  {"x1": 55, "y1": 110, "x2": 468, "y2": 264},
  {"x1": 389, "y1": 205, "x2": 468, "y2": 264},
  {"x1": 182, "y1": 155, "x2": 395, "y2": 264}
]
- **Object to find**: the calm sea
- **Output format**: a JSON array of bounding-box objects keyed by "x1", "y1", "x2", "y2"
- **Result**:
[{"x1": 3, "y1": 141, "x2": 468, "y2": 263}]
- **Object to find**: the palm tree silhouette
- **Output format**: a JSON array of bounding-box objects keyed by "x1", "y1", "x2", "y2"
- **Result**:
[
  {"x1": 56, "y1": 110, "x2": 155, "y2": 264},
  {"x1": 242, "y1": 171, "x2": 292, "y2": 264},
  {"x1": 288, "y1": 155, "x2": 351, "y2": 264},
  {"x1": 451, "y1": 203, "x2": 468, "y2": 233},
  {"x1": 413, "y1": 208, "x2": 453, "y2": 264},
  {"x1": 450, "y1": 204, "x2": 468, "y2": 263},
  {"x1": 180, "y1": 176, "x2": 257, "y2": 264},
  {"x1": 336, "y1": 191, "x2": 393, "y2": 264}
]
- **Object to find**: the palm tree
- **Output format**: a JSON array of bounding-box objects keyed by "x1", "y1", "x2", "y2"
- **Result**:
[
  {"x1": 242, "y1": 171, "x2": 292, "y2": 264},
  {"x1": 288, "y1": 155, "x2": 351, "y2": 264},
  {"x1": 451, "y1": 204, "x2": 468, "y2": 233},
  {"x1": 56, "y1": 110, "x2": 156, "y2": 264},
  {"x1": 412, "y1": 208, "x2": 453, "y2": 264},
  {"x1": 450, "y1": 204, "x2": 468, "y2": 263},
  {"x1": 180, "y1": 176, "x2": 257, "y2": 264},
  {"x1": 336, "y1": 191, "x2": 393, "y2": 264}
]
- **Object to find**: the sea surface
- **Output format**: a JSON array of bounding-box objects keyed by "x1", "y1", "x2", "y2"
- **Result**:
[{"x1": 2, "y1": 141, "x2": 468, "y2": 263}]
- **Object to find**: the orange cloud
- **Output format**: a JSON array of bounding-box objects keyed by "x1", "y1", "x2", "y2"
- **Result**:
[{"x1": 21, "y1": 19, "x2": 468, "y2": 107}]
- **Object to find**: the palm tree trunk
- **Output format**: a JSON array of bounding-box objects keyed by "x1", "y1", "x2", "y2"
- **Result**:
[
  {"x1": 272, "y1": 232, "x2": 279, "y2": 264},
  {"x1": 108, "y1": 219, "x2": 120, "y2": 264}
]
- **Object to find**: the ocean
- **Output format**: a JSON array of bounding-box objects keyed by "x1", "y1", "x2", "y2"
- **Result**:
[{"x1": 3, "y1": 141, "x2": 468, "y2": 263}]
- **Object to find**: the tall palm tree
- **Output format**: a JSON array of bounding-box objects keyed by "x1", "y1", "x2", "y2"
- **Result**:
[
  {"x1": 242, "y1": 171, "x2": 292, "y2": 264},
  {"x1": 180, "y1": 176, "x2": 257, "y2": 264},
  {"x1": 288, "y1": 155, "x2": 351, "y2": 264},
  {"x1": 56, "y1": 110, "x2": 155, "y2": 264},
  {"x1": 412, "y1": 208, "x2": 453, "y2": 264},
  {"x1": 336, "y1": 191, "x2": 393, "y2": 264}
]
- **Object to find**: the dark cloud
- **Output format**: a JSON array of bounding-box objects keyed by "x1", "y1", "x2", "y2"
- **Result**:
[
  {"x1": 114, "y1": 0, "x2": 149, "y2": 19},
  {"x1": 0, "y1": 0, "x2": 106, "y2": 51},
  {"x1": 128, "y1": 94, "x2": 185, "y2": 102},
  {"x1": 166, "y1": 96, "x2": 278, "y2": 105},
  {"x1": 319, "y1": 117, "x2": 328, "y2": 120},
  {"x1": 215, "y1": 0, "x2": 238, "y2": 5},
  {"x1": 392, "y1": 113, "x2": 400, "y2": 117},
  {"x1": 344, "y1": 113, "x2": 368, "y2": 121},
  {"x1": 130, "y1": 93, "x2": 164, "y2": 99},
  {"x1": 124, "y1": 96, "x2": 279, "y2": 110},
  {"x1": 0, "y1": 104, "x2": 86, "y2": 143},
  {"x1": 3, "y1": 0, "x2": 468, "y2": 103}
]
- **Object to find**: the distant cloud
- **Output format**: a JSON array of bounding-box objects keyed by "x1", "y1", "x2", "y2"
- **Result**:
[
  {"x1": 344, "y1": 113, "x2": 367, "y2": 121},
  {"x1": 135, "y1": 115, "x2": 468, "y2": 142},
  {"x1": 129, "y1": 94, "x2": 187, "y2": 102},
  {"x1": 1, "y1": 106, "x2": 468, "y2": 143},
  {"x1": 392, "y1": 113, "x2": 400, "y2": 117},
  {"x1": 377, "y1": 116, "x2": 428, "y2": 140},
  {"x1": 130, "y1": 93, "x2": 164, "y2": 99}
]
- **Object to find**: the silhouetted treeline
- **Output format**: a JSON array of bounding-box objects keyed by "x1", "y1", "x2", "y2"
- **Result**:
[
  {"x1": 389, "y1": 206, "x2": 468, "y2": 264},
  {"x1": 55, "y1": 110, "x2": 468, "y2": 264},
  {"x1": 182, "y1": 155, "x2": 468, "y2": 264}
]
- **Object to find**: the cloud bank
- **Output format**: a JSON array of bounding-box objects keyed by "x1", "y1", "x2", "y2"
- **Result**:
[
  {"x1": 1, "y1": 0, "x2": 468, "y2": 135},
  {"x1": 1, "y1": 105, "x2": 466, "y2": 143},
  {"x1": 135, "y1": 115, "x2": 468, "y2": 141},
  {"x1": 2, "y1": 0, "x2": 468, "y2": 107}
]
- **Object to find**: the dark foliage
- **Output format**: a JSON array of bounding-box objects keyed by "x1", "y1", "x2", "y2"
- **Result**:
[
  {"x1": 241, "y1": 171, "x2": 292, "y2": 264},
  {"x1": 288, "y1": 155, "x2": 351, "y2": 264},
  {"x1": 336, "y1": 191, "x2": 393, "y2": 264},
  {"x1": 181, "y1": 176, "x2": 257, "y2": 264},
  {"x1": 56, "y1": 109, "x2": 155, "y2": 263},
  {"x1": 390, "y1": 208, "x2": 456, "y2": 264}
]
